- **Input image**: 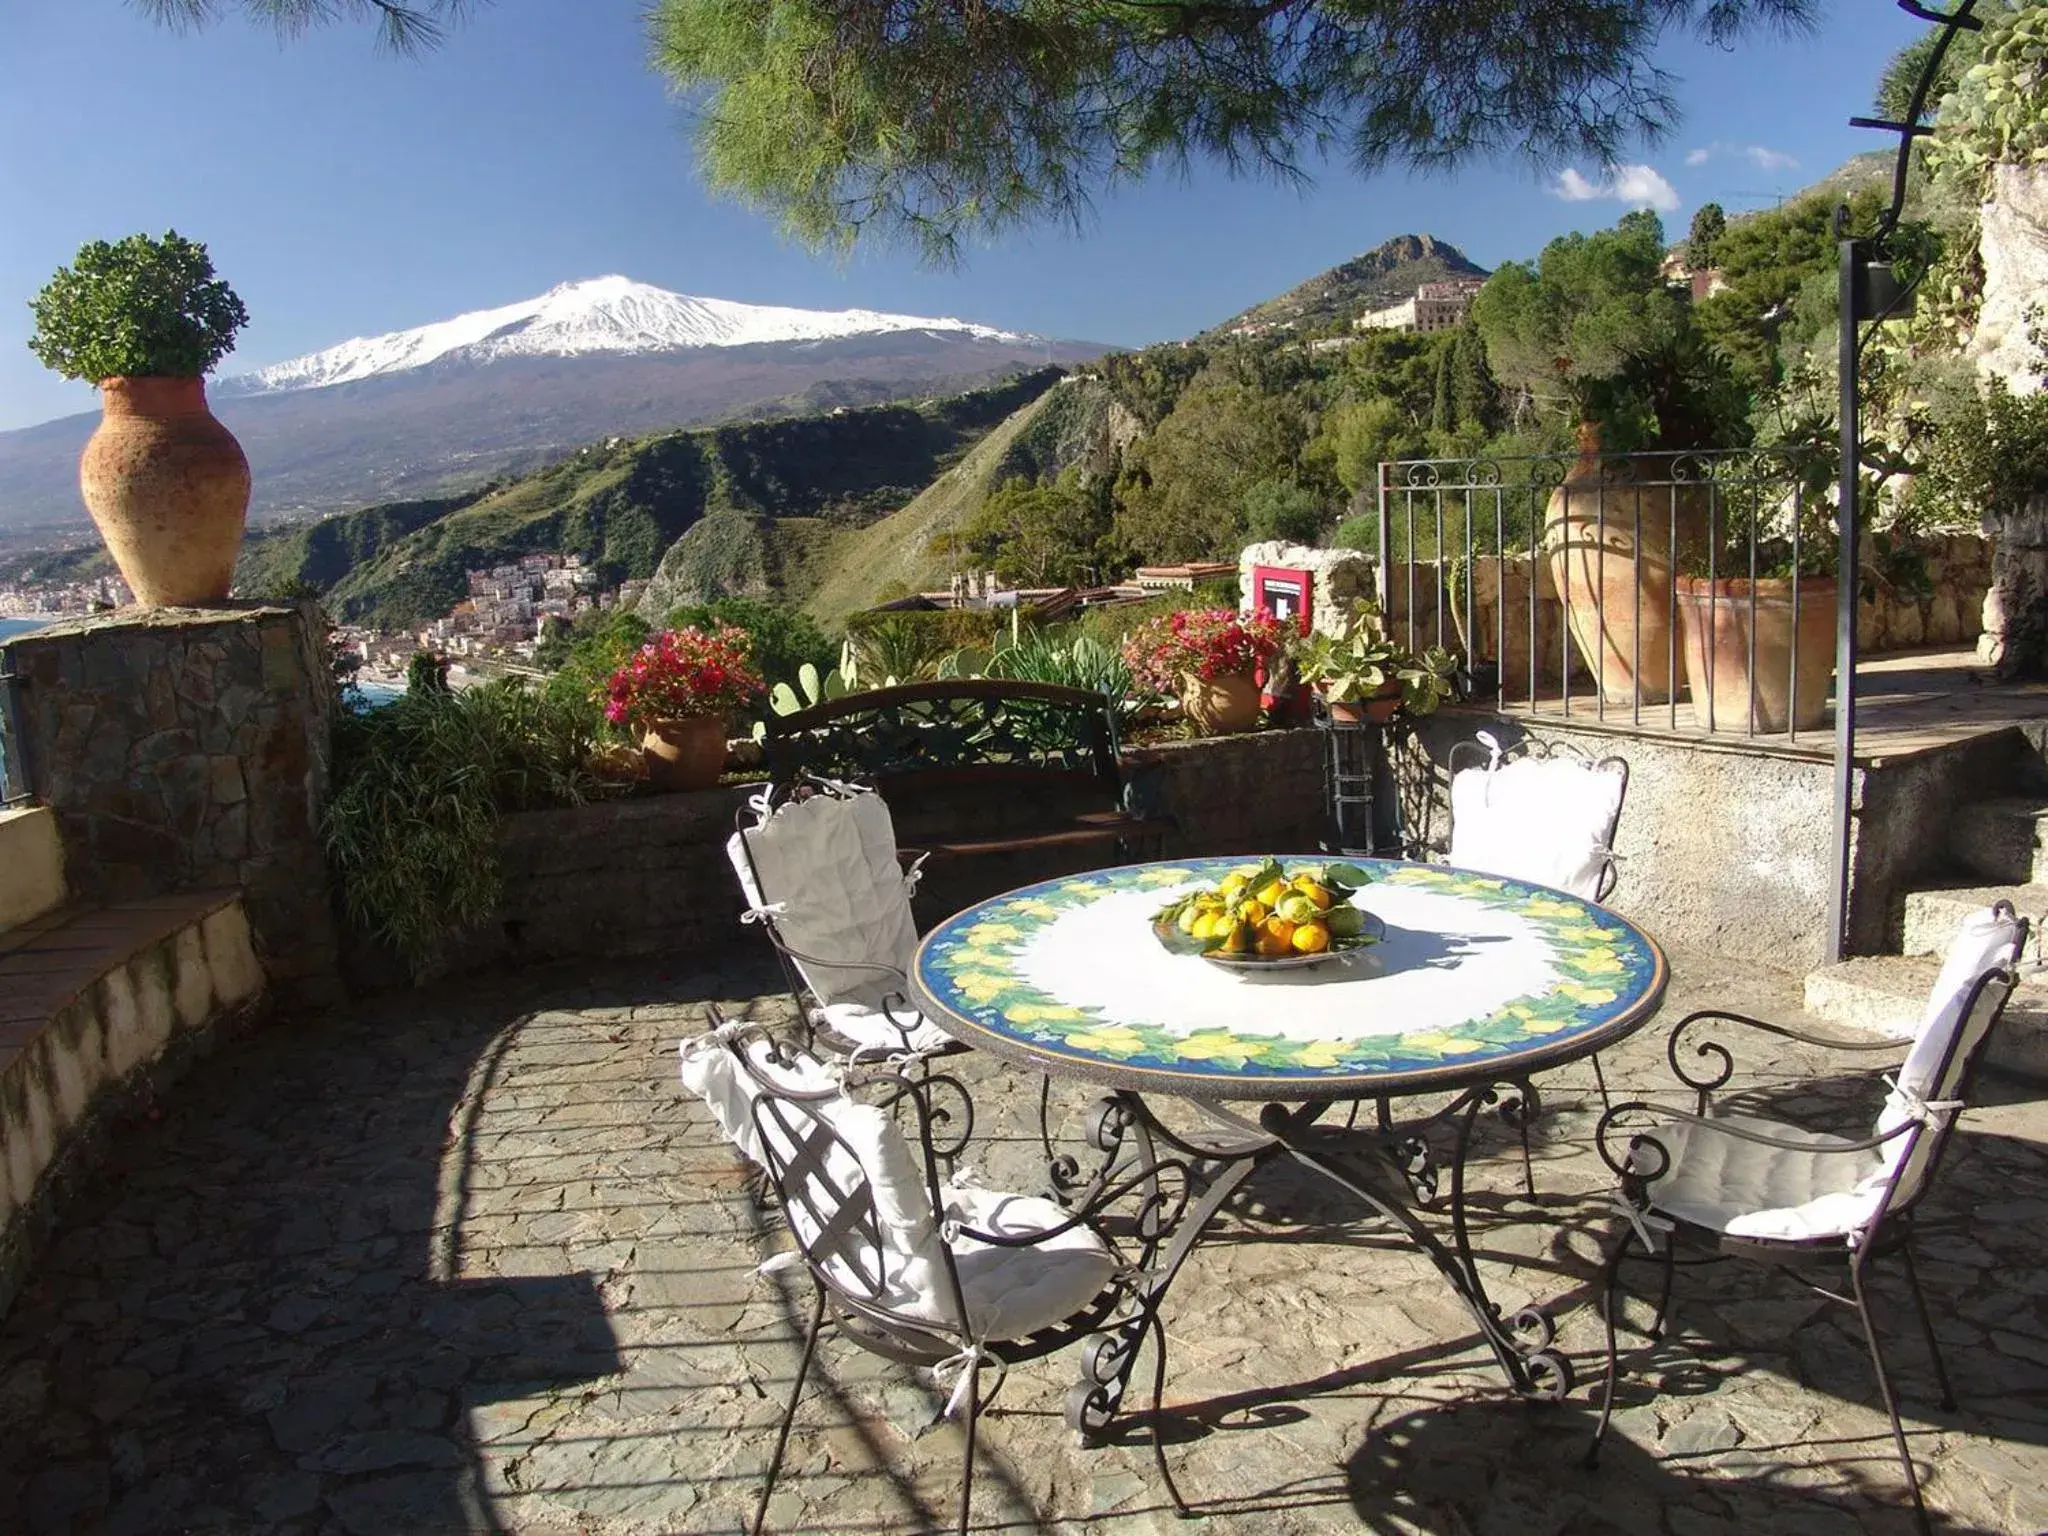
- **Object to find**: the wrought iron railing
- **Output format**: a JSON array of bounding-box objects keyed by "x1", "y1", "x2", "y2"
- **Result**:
[{"x1": 1375, "y1": 447, "x2": 1831, "y2": 745}]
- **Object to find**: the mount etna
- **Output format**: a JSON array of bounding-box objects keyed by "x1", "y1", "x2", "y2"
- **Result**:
[{"x1": 0, "y1": 276, "x2": 1103, "y2": 539}]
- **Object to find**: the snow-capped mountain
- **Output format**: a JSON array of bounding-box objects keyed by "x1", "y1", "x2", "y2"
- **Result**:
[
  {"x1": 221, "y1": 277, "x2": 1037, "y2": 396},
  {"x1": 0, "y1": 279, "x2": 1099, "y2": 535}
]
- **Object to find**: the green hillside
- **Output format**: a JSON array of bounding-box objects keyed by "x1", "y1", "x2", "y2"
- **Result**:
[
  {"x1": 236, "y1": 368, "x2": 1065, "y2": 630},
  {"x1": 803, "y1": 376, "x2": 1123, "y2": 625}
]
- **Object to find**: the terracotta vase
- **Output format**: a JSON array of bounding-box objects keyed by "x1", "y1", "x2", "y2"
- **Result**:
[
  {"x1": 1543, "y1": 423, "x2": 1710, "y2": 705},
  {"x1": 1181, "y1": 672, "x2": 1261, "y2": 735},
  {"x1": 79, "y1": 376, "x2": 250, "y2": 607},
  {"x1": 1675, "y1": 576, "x2": 1838, "y2": 733},
  {"x1": 641, "y1": 715, "x2": 729, "y2": 791}
]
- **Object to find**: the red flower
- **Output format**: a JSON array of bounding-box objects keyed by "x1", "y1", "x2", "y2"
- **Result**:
[
  {"x1": 1120, "y1": 608, "x2": 1283, "y2": 692},
  {"x1": 605, "y1": 625, "x2": 764, "y2": 733}
]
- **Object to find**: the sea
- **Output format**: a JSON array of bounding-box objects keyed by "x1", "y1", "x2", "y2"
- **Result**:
[{"x1": 0, "y1": 616, "x2": 44, "y2": 790}]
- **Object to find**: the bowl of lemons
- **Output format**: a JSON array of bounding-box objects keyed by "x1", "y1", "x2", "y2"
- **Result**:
[{"x1": 1152, "y1": 859, "x2": 1383, "y2": 972}]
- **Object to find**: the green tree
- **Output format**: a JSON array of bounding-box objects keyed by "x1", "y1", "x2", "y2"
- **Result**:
[
  {"x1": 643, "y1": 1, "x2": 1816, "y2": 260},
  {"x1": 934, "y1": 470, "x2": 1109, "y2": 586},
  {"x1": 1687, "y1": 202, "x2": 1727, "y2": 269},
  {"x1": 1318, "y1": 396, "x2": 1426, "y2": 499},
  {"x1": 134, "y1": 0, "x2": 463, "y2": 51},
  {"x1": 1112, "y1": 378, "x2": 1305, "y2": 563},
  {"x1": 1243, "y1": 478, "x2": 1328, "y2": 545}
]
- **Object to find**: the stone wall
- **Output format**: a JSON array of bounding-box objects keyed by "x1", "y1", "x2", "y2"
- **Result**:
[
  {"x1": 1863, "y1": 532, "x2": 1994, "y2": 654},
  {"x1": 1, "y1": 605, "x2": 340, "y2": 1005},
  {"x1": 418, "y1": 731, "x2": 1332, "y2": 980}
]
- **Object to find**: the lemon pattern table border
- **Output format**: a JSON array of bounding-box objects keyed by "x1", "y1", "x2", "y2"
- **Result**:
[{"x1": 911, "y1": 856, "x2": 1665, "y2": 1097}]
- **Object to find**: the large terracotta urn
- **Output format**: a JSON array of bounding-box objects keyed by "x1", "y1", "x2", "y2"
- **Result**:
[
  {"x1": 1543, "y1": 424, "x2": 1711, "y2": 705},
  {"x1": 641, "y1": 715, "x2": 729, "y2": 791},
  {"x1": 1675, "y1": 576, "x2": 1837, "y2": 733},
  {"x1": 80, "y1": 376, "x2": 250, "y2": 606}
]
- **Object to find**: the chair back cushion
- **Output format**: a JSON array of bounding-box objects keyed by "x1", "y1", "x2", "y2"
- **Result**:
[
  {"x1": 678, "y1": 1034, "x2": 955, "y2": 1325},
  {"x1": 727, "y1": 788, "x2": 922, "y2": 1011},
  {"x1": 1448, "y1": 753, "x2": 1626, "y2": 899},
  {"x1": 1873, "y1": 904, "x2": 2024, "y2": 1207}
]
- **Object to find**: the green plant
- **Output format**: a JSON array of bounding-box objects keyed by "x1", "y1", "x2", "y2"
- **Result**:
[
  {"x1": 1122, "y1": 607, "x2": 1286, "y2": 694},
  {"x1": 1916, "y1": 374, "x2": 2048, "y2": 527},
  {"x1": 324, "y1": 679, "x2": 601, "y2": 978},
  {"x1": 983, "y1": 630, "x2": 1144, "y2": 725},
  {"x1": 28, "y1": 231, "x2": 248, "y2": 383},
  {"x1": 1925, "y1": 4, "x2": 2048, "y2": 195},
  {"x1": 1289, "y1": 609, "x2": 1457, "y2": 716}
]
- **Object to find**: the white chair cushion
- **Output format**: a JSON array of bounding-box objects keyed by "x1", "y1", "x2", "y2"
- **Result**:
[
  {"x1": 728, "y1": 789, "x2": 922, "y2": 1012},
  {"x1": 1640, "y1": 1113, "x2": 1887, "y2": 1243},
  {"x1": 937, "y1": 1186, "x2": 1118, "y2": 1340},
  {"x1": 679, "y1": 1035, "x2": 1112, "y2": 1342},
  {"x1": 1448, "y1": 754, "x2": 1625, "y2": 900},
  {"x1": 815, "y1": 1001, "x2": 958, "y2": 1057}
]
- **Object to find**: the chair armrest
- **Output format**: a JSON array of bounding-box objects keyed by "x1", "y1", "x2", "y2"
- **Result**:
[
  {"x1": 1665, "y1": 1008, "x2": 1906, "y2": 1112},
  {"x1": 1594, "y1": 1097, "x2": 1915, "y2": 1193}
]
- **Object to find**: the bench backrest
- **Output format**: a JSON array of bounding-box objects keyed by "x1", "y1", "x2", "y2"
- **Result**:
[{"x1": 762, "y1": 679, "x2": 1123, "y2": 796}]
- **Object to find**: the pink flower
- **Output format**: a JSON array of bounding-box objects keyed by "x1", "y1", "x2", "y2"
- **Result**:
[{"x1": 605, "y1": 624, "x2": 764, "y2": 734}]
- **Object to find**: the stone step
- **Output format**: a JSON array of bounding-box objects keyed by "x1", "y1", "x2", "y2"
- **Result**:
[
  {"x1": 1803, "y1": 954, "x2": 2048, "y2": 1082},
  {"x1": 1951, "y1": 797, "x2": 2048, "y2": 885},
  {"x1": 1900, "y1": 882, "x2": 2048, "y2": 957}
]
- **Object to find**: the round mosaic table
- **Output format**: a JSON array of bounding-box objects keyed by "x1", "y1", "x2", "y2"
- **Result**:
[
  {"x1": 909, "y1": 856, "x2": 1667, "y2": 1101},
  {"x1": 907, "y1": 855, "x2": 1668, "y2": 1426}
]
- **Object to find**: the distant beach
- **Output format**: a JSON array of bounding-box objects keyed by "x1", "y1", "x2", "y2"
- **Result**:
[{"x1": 0, "y1": 616, "x2": 48, "y2": 646}]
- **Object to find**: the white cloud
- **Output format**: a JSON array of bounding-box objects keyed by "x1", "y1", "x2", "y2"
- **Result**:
[
  {"x1": 1687, "y1": 141, "x2": 1800, "y2": 173},
  {"x1": 1551, "y1": 163, "x2": 1681, "y2": 213},
  {"x1": 1553, "y1": 167, "x2": 1605, "y2": 202},
  {"x1": 1612, "y1": 165, "x2": 1682, "y2": 212}
]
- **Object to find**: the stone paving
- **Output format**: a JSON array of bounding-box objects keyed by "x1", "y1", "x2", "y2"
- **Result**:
[{"x1": 3, "y1": 950, "x2": 2048, "y2": 1534}]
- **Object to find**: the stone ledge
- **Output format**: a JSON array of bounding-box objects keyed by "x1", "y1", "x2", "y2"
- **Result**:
[{"x1": 0, "y1": 892, "x2": 267, "y2": 1318}]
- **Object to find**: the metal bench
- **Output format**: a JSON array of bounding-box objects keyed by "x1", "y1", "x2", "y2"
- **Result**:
[{"x1": 760, "y1": 679, "x2": 1167, "y2": 914}]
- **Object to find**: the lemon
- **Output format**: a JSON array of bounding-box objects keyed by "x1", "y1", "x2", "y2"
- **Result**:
[
  {"x1": 1326, "y1": 905, "x2": 1366, "y2": 938},
  {"x1": 1256, "y1": 879, "x2": 1289, "y2": 908},
  {"x1": 1176, "y1": 904, "x2": 1200, "y2": 934},
  {"x1": 1218, "y1": 872, "x2": 1250, "y2": 896},
  {"x1": 1218, "y1": 919, "x2": 1254, "y2": 954},
  {"x1": 1292, "y1": 921, "x2": 1331, "y2": 954},
  {"x1": 1291, "y1": 879, "x2": 1334, "y2": 911},
  {"x1": 1238, "y1": 898, "x2": 1268, "y2": 925},
  {"x1": 1276, "y1": 893, "x2": 1319, "y2": 925},
  {"x1": 1191, "y1": 912, "x2": 1224, "y2": 941}
]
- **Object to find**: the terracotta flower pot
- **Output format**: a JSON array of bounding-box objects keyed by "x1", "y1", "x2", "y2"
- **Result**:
[
  {"x1": 641, "y1": 715, "x2": 729, "y2": 791},
  {"x1": 1675, "y1": 576, "x2": 1837, "y2": 733},
  {"x1": 1323, "y1": 682, "x2": 1402, "y2": 724},
  {"x1": 1180, "y1": 672, "x2": 1261, "y2": 735},
  {"x1": 80, "y1": 376, "x2": 250, "y2": 607},
  {"x1": 1543, "y1": 423, "x2": 1711, "y2": 705}
]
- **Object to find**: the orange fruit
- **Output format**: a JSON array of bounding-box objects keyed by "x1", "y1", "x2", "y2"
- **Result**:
[
  {"x1": 1255, "y1": 916, "x2": 1296, "y2": 956},
  {"x1": 1292, "y1": 921, "x2": 1331, "y2": 954}
]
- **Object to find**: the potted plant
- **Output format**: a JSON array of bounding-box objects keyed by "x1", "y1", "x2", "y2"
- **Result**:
[
  {"x1": 28, "y1": 232, "x2": 252, "y2": 607},
  {"x1": 1121, "y1": 608, "x2": 1285, "y2": 735},
  {"x1": 604, "y1": 625, "x2": 764, "y2": 789},
  {"x1": 1673, "y1": 494, "x2": 1837, "y2": 733},
  {"x1": 1291, "y1": 609, "x2": 1458, "y2": 722}
]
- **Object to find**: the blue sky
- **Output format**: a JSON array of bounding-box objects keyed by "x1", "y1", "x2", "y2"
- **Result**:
[{"x1": 1, "y1": 1, "x2": 1928, "y2": 431}]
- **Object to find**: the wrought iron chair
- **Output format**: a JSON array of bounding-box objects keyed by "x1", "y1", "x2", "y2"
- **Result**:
[
  {"x1": 1587, "y1": 903, "x2": 2028, "y2": 1534},
  {"x1": 727, "y1": 778, "x2": 959, "y2": 1058},
  {"x1": 679, "y1": 1012, "x2": 1184, "y2": 1535},
  {"x1": 1446, "y1": 730, "x2": 1629, "y2": 1115}
]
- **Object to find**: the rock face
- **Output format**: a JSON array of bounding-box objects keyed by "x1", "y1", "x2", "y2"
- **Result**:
[{"x1": 1971, "y1": 163, "x2": 2048, "y2": 394}]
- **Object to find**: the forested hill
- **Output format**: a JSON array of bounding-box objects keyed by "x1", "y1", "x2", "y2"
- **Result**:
[
  {"x1": 234, "y1": 368, "x2": 1066, "y2": 631},
  {"x1": 1212, "y1": 234, "x2": 1489, "y2": 335}
]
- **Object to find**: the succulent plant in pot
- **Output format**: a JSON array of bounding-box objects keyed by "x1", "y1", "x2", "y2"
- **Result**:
[
  {"x1": 1291, "y1": 609, "x2": 1458, "y2": 723},
  {"x1": 28, "y1": 231, "x2": 251, "y2": 607}
]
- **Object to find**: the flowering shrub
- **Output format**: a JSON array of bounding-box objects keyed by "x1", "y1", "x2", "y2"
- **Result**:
[
  {"x1": 604, "y1": 625, "x2": 763, "y2": 732},
  {"x1": 1121, "y1": 607, "x2": 1285, "y2": 693}
]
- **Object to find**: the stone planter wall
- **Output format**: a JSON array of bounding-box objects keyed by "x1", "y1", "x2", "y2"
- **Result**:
[{"x1": 1, "y1": 605, "x2": 341, "y2": 1006}]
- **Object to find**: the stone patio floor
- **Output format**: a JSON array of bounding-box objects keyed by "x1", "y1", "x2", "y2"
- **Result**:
[{"x1": 4, "y1": 948, "x2": 2048, "y2": 1535}]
